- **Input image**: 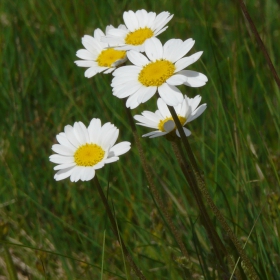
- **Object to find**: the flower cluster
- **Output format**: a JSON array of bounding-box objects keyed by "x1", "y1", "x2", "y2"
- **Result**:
[{"x1": 50, "y1": 9, "x2": 208, "y2": 182}]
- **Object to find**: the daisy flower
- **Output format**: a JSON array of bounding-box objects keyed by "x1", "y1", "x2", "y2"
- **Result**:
[
  {"x1": 101, "y1": 9, "x2": 173, "y2": 52},
  {"x1": 75, "y1": 26, "x2": 127, "y2": 78},
  {"x1": 111, "y1": 37, "x2": 208, "y2": 109},
  {"x1": 49, "y1": 118, "x2": 131, "y2": 182},
  {"x1": 134, "y1": 95, "x2": 206, "y2": 138}
]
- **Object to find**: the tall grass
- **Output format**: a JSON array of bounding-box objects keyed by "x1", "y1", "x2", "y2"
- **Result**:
[{"x1": 1, "y1": 0, "x2": 279, "y2": 279}]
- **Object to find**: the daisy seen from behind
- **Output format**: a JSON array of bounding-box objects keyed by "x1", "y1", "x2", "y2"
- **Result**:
[
  {"x1": 111, "y1": 37, "x2": 208, "y2": 109},
  {"x1": 49, "y1": 118, "x2": 131, "y2": 182},
  {"x1": 75, "y1": 26, "x2": 127, "y2": 78},
  {"x1": 134, "y1": 95, "x2": 206, "y2": 138},
  {"x1": 102, "y1": 9, "x2": 173, "y2": 52}
]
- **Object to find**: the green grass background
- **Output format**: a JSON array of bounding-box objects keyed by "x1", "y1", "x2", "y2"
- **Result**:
[{"x1": 1, "y1": 0, "x2": 280, "y2": 279}]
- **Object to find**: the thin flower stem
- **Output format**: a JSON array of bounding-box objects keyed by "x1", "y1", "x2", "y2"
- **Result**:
[
  {"x1": 93, "y1": 176, "x2": 147, "y2": 280},
  {"x1": 237, "y1": 0, "x2": 280, "y2": 89},
  {"x1": 124, "y1": 104, "x2": 191, "y2": 264},
  {"x1": 171, "y1": 141, "x2": 231, "y2": 269},
  {"x1": 172, "y1": 140, "x2": 241, "y2": 279},
  {"x1": 168, "y1": 105, "x2": 259, "y2": 280}
]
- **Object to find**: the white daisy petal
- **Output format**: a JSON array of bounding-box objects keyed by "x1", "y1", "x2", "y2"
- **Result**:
[
  {"x1": 180, "y1": 97, "x2": 191, "y2": 118},
  {"x1": 77, "y1": 121, "x2": 90, "y2": 143},
  {"x1": 101, "y1": 34, "x2": 125, "y2": 45},
  {"x1": 146, "y1": 12, "x2": 156, "y2": 27},
  {"x1": 127, "y1": 50, "x2": 149, "y2": 66},
  {"x1": 179, "y1": 70, "x2": 208, "y2": 87},
  {"x1": 64, "y1": 125, "x2": 80, "y2": 147},
  {"x1": 49, "y1": 154, "x2": 74, "y2": 164},
  {"x1": 104, "y1": 157, "x2": 119, "y2": 163},
  {"x1": 81, "y1": 35, "x2": 100, "y2": 54},
  {"x1": 54, "y1": 162, "x2": 76, "y2": 171},
  {"x1": 157, "y1": 98, "x2": 171, "y2": 118},
  {"x1": 136, "y1": 9, "x2": 149, "y2": 28},
  {"x1": 188, "y1": 95, "x2": 202, "y2": 111},
  {"x1": 154, "y1": 26, "x2": 168, "y2": 36},
  {"x1": 109, "y1": 129, "x2": 119, "y2": 147},
  {"x1": 113, "y1": 82, "x2": 143, "y2": 99},
  {"x1": 73, "y1": 122, "x2": 85, "y2": 145},
  {"x1": 188, "y1": 104, "x2": 207, "y2": 122},
  {"x1": 76, "y1": 49, "x2": 96, "y2": 60},
  {"x1": 94, "y1": 28, "x2": 105, "y2": 41},
  {"x1": 101, "y1": 127, "x2": 119, "y2": 149},
  {"x1": 88, "y1": 118, "x2": 101, "y2": 143},
  {"x1": 84, "y1": 67, "x2": 97, "y2": 78},
  {"x1": 184, "y1": 79, "x2": 207, "y2": 88},
  {"x1": 70, "y1": 166, "x2": 83, "y2": 182},
  {"x1": 141, "y1": 111, "x2": 162, "y2": 122},
  {"x1": 80, "y1": 167, "x2": 95, "y2": 181},
  {"x1": 103, "y1": 68, "x2": 115, "y2": 74},
  {"x1": 137, "y1": 86, "x2": 157, "y2": 103},
  {"x1": 179, "y1": 70, "x2": 208, "y2": 82},
  {"x1": 106, "y1": 28, "x2": 128, "y2": 38},
  {"x1": 163, "y1": 39, "x2": 183, "y2": 61},
  {"x1": 126, "y1": 90, "x2": 142, "y2": 109},
  {"x1": 113, "y1": 65, "x2": 139, "y2": 76},
  {"x1": 142, "y1": 131, "x2": 163, "y2": 137},
  {"x1": 171, "y1": 39, "x2": 195, "y2": 62},
  {"x1": 123, "y1": 10, "x2": 139, "y2": 31},
  {"x1": 176, "y1": 127, "x2": 191, "y2": 137},
  {"x1": 147, "y1": 131, "x2": 168, "y2": 138},
  {"x1": 134, "y1": 115, "x2": 159, "y2": 128},
  {"x1": 109, "y1": 142, "x2": 131, "y2": 157},
  {"x1": 86, "y1": 168, "x2": 96, "y2": 181},
  {"x1": 153, "y1": 12, "x2": 173, "y2": 32},
  {"x1": 96, "y1": 66, "x2": 109, "y2": 74},
  {"x1": 135, "y1": 122, "x2": 159, "y2": 129},
  {"x1": 51, "y1": 144, "x2": 74, "y2": 156},
  {"x1": 56, "y1": 133, "x2": 76, "y2": 150},
  {"x1": 166, "y1": 74, "x2": 188, "y2": 86},
  {"x1": 111, "y1": 75, "x2": 139, "y2": 87},
  {"x1": 78, "y1": 168, "x2": 88, "y2": 181},
  {"x1": 145, "y1": 38, "x2": 163, "y2": 61},
  {"x1": 175, "y1": 51, "x2": 203, "y2": 72},
  {"x1": 74, "y1": 60, "x2": 96, "y2": 67},
  {"x1": 54, "y1": 166, "x2": 76, "y2": 181},
  {"x1": 158, "y1": 83, "x2": 183, "y2": 106},
  {"x1": 98, "y1": 123, "x2": 115, "y2": 143}
]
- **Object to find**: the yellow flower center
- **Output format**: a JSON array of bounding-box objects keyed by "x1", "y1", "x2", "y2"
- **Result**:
[
  {"x1": 97, "y1": 48, "x2": 126, "y2": 67},
  {"x1": 125, "y1": 27, "x2": 154, "y2": 46},
  {"x1": 158, "y1": 116, "x2": 187, "y2": 132},
  {"x1": 74, "y1": 143, "x2": 105, "y2": 166},
  {"x1": 138, "y1": 60, "x2": 175, "y2": 87}
]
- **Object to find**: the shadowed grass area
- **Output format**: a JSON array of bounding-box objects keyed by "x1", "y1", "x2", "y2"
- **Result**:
[{"x1": 1, "y1": 0, "x2": 280, "y2": 279}]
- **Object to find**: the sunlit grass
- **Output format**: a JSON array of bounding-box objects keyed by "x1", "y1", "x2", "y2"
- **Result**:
[{"x1": 1, "y1": 0, "x2": 279, "y2": 279}]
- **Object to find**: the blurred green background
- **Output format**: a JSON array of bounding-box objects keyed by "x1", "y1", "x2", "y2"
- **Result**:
[{"x1": 1, "y1": 0, "x2": 280, "y2": 279}]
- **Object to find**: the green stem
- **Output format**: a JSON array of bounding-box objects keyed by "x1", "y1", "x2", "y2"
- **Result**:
[
  {"x1": 3, "y1": 246, "x2": 18, "y2": 280},
  {"x1": 172, "y1": 140, "x2": 242, "y2": 279},
  {"x1": 93, "y1": 176, "x2": 147, "y2": 280},
  {"x1": 124, "y1": 104, "x2": 191, "y2": 264},
  {"x1": 237, "y1": 0, "x2": 280, "y2": 89},
  {"x1": 171, "y1": 140, "x2": 230, "y2": 270},
  {"x1": 168, "y1": 105, "x2": 259, "y2": 280}
]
